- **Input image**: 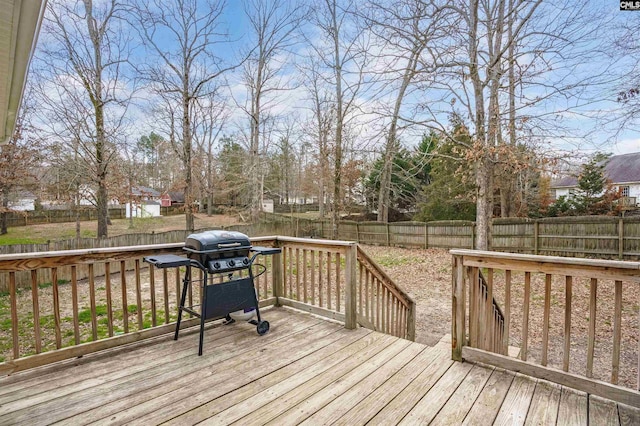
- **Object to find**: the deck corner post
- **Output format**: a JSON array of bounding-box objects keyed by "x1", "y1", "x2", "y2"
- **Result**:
[
  {"x1": 344, "y1": 242, "x2": 358, "y2": 330},
  {"x1": 272, "y1": 239, "x2": 284, "y2": 307},
  {"x1": 452, "y1": 254, "x2": 466, "y2": 361},
  {"x1": 407, "y1": 301, "x2": 416, "y2": 341}
]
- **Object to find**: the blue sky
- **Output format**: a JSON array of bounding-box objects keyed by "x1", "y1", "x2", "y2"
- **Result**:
[{"x1": 30, "y1": 0, "x2": 640, "y2": 162}]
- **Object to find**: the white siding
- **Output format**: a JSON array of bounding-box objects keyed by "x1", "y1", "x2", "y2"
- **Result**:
[{"x1": 126, "y1": 203, "x2": 161, "y2": 218}]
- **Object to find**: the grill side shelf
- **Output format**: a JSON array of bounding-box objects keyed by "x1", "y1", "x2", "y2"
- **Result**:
[{"x1": 143, "y1": 255, "x2": 192, "y2": 269}]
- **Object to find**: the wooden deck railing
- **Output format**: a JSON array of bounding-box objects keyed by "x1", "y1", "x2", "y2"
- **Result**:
[
  {"x1": 269, "y1": 237, "x2": 415, "y2": 340},
  {"x1": 356, "y1": 247, "x2": 415, "y2": 340},
  {"x1": 451, "y1": 249, "x2": 640, "y2": 407},
  {"x1": 0, "y1": 236, "x2": 414, "y2": 375}
]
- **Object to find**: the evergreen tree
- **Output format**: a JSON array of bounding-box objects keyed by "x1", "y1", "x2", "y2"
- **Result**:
[
  {"x1": 365, "y1": 133, "x2": 434, "y2": 218},
  {"x1": 415, "y1": 126, "x2": 476, "y2": 222},
  {"x1": 575, "y1": 153, "x2": 610, "y2": 208}
]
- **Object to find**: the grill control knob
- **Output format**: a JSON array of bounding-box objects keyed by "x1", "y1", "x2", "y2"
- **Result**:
[
  {"x1": 228, "y1": 260, "x2": 236, "y2": 267},
  {"x1": 213, "y1": 262, "x2": 220, "y2": 269},
  {"x1": 243, "y1": 258, "x2": 249, "y2": 265}
]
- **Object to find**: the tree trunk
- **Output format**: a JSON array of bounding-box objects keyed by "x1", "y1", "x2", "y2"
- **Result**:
[
  {"x1": 377, "y1": 144, "x2": 393, "y2": 223},
  {"x1": 500, "y1": 0, "x2": 516, "y2": 218},
  {"x1": 331, "y1": 0, "x2": 342, "y2": 239},
  {"x1": 1, "y1": 192, "x2": 8, "y2": 235},
  {"x1": 94, "y1": 79, "x2": 108, "y2": 237},
  {"x1": 183, "y1": 89, "x2": 194, "y2": 231},
  {"x1": 468, "y1": 0, "x2": 492, "y2": 250},
  {"x1": 475, "y1": 159, "x2": 493, "y2": 250},
  {"x1": 76, "y1": 194, "x2": 81, "y2": 240},
  {"x1": 86, "y1": 1, "x2": 109, "y2": 238},
  {"x1": 377, "y1": 50, "x2": 419, "y2": 223}
]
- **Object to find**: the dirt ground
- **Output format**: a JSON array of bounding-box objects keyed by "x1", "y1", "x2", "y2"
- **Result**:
[{"x1": 359, "y1": 245, "x2": 639, "y2": 390}]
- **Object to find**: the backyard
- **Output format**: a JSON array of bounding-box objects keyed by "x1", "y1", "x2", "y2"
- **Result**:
[{"x1": 0, "y1": 213, "x2": 241, "y2": 245}]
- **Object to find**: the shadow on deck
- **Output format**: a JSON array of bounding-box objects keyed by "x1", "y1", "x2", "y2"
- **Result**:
[{"x1": 1, "y1": 307, "x2": 638, "y2": 425}]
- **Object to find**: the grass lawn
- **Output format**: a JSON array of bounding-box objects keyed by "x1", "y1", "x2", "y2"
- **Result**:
[{"x1": 0, "y1": 213, "x2": 241, "y2": 246}]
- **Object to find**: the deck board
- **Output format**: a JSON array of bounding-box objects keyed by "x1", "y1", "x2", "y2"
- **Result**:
[
  {"x1": 589, "y1": 395, "x2": 621, "y2": 426},
  {"x1": 493, "y1": 373, "x2": 537, "y2": 426},
  {"x1": 0, "y1": 307, "x2": 635, "y2": 426},
  {"x1": 197, "y1": 329, "x2": 378, "y2": 425},
  {"x1": 556, "y1": 388, "x2": 588, "y2": 426},
  {"x1": 524, "y1": 380, "x2": 561, "y2": 426},
  {"x1": 462, "y1": 368, "x2": 515, "y2": 425},
  {"x1": 430, "y1": 364, "x2": 494, "y2": 426}
]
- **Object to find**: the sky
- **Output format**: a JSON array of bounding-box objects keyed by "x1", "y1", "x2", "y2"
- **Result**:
[{"x1": 28, "y1": 0, "x2": 640, "y2": 162}]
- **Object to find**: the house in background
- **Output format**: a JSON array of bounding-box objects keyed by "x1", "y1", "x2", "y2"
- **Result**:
[
  {"x1": 126, "y1": 186, "x2": 161, "y2": 218},
  {"x1": 8, "y1": 191, "x2": 37, "y2": 211},
  {"x1": 160, "y1": 191, "x2": 185, "y2": 207},
  {"x1": 261, "y1": 199, "x2": 274, "y2": 213},
  {"x1": 551, "y1": 152, "x2": 640, "y2": 208}
]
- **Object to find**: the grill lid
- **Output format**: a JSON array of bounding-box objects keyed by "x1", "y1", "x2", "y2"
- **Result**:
[{"x1": 184, "y1": 230, "x2": 251, "y2": 253}]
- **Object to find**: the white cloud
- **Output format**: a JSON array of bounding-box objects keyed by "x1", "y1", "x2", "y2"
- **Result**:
[{"x1": 612, "y1": 137, "x2": 640, "y2": 155}]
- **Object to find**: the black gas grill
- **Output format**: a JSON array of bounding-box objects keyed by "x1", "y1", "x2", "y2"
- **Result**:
[
  {"x1": 184, "y1": 230, "x2": 252, "y2": 273},
  {"x1": 144, "y1": 230, "x2": 281, "y2": 355}
]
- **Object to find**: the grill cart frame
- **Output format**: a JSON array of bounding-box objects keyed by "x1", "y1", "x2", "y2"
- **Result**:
[{"x1": 144, "y1": 231, "x2": 281, "y2": 356}]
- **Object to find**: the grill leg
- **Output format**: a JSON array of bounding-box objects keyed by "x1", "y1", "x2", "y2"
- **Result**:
[
  {"x1": 198, "y1": 272, "x2": 208, "y2": 356},
  {"x1": 174, "y1": 267, "x2": 191, "y2": 341},
  {"x1": 248, "y1": 268, "x2": 262, "y2": 323}
]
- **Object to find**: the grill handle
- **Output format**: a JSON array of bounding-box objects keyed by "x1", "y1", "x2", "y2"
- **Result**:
[{"x1": 217, "y1": 242, "x2": 242, "y2": 248}]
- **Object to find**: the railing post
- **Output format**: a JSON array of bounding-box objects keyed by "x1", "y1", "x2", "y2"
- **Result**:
[
  {"x1": 344, "y1": 242, "x2": 358, "y2": 330},
  {"x1": 272, "y1": 239, "x2": 284, "y2": 307},
  {"x1": 452, "y1": 254, "x2": 466, "y2": 361},
  {"x1": 407, "y1": 302, "x2": 416, "y2": 341}
]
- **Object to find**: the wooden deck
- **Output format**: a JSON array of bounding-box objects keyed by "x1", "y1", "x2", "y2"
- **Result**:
[{"x1": 0, "y1": 307, "x2": 638, "y2": 425}]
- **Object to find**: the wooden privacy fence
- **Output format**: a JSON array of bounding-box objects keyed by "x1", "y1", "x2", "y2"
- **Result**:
[
  {"x1": 307, "y1": 215, "x2": 640, "y2": 260},
  {"x1": 451, "y1": 249, "x2": 640, "y2": 407},
  {"x1": 1, "y1": 206, "x2": 185, "y2": 228},
  {"x1": 0, "y1": 221, "x2": 302, "y2": 292},
  {"x1": 0, "y1": 236, "x2": 414, "y2": 375}
]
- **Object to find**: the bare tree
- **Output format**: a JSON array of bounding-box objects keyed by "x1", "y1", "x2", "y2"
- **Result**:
[
  {"x1": 363, "y1": 0, "x2": 452, "y2": 222},
  {"x1": 35, "y1": 0, "x2": 133, "y2": 238},
  {"x1": 299, "y1": 55, "x2": 334, "y2": 218},
  {"x1": 309, "y1": 0, "x2": 370, "y2": 237},
  {"x1": 240, "y1": 0, "x2": 306, "y2": 221},
  {"x1": 135, "y1": 0, "x2": 237, "y2": 231},
  {"x1": 612, "y1": 13, "x2": 640, "y2": 133},
  {"x1": 422, "y1": 0, "x2": 611, "y2": 249},
  {"x1": 193, "y1": 93, "x2": 229, "y2": 216}
]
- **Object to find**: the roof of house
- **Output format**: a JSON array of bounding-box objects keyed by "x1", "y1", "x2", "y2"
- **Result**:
[
  {"x1": 16, "y1": 190, "x2": 36, "y2": 199},
  {"x1": 551, "y1": 152, "x2": 640, "y2": 188},
  {"x1": 132, "y1": 186, "x2": 161, "y2": 197},
  {"x1": 167, "y1": 191, "x2": 185, "y2": 203}
]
